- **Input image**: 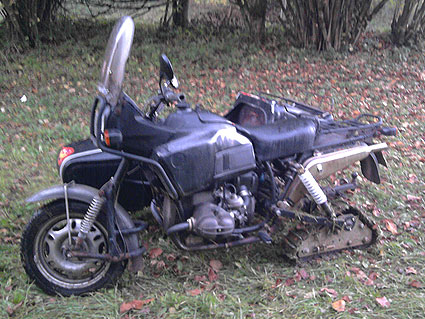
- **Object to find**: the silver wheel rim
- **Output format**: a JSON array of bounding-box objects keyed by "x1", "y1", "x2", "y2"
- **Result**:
[{"x1": 34, "y1": 213, "x2": 111, "y2": 290}]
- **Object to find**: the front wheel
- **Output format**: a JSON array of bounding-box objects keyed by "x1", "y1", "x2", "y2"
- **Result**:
[{"x1": 21, "y1": 200, "x2": 126, "y2": 296}]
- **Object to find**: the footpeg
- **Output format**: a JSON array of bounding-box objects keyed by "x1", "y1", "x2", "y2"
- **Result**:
[{"x1": 258, "y1": 231, "x2": 272, "y2": 244}]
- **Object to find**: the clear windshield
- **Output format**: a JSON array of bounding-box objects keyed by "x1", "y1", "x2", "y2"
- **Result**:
[{"x1": 98, "y1": 16, "x2": 134, "y2": 107}]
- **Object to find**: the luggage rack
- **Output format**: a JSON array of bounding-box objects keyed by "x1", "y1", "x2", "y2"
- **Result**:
[
  {"x1": 314, "y1": 114, "x2": 383, "y2": 150},
  {"x1": 319, "y1": 113, "x2": 382, "y2": 134}
]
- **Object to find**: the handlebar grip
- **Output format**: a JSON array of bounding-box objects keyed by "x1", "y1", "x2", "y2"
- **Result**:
[
  {"x1": 380, "y1": 126, "x2": 397, "y2": 136},
  {"x1": 163, "y1": 87, "x2": 180, "y2": 103}
]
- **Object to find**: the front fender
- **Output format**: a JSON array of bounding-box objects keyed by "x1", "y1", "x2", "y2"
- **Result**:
[
  {"x1": 26, "y1": 183, "x2": 143, "y2": 272},
  {"x1": 26, "y1": 183, "x2": 101, "y2": 204}
]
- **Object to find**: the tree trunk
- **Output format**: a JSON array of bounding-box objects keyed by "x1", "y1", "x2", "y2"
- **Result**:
[
  {"x1": 280, "y1": 0, "x2": 389, "y2": 51},
  {"x1": 233, "y1": 0, "x2": 268, "y2": 43},
  {"x1": 391, "y1": 0, "x2": 425, "y2": 45},
  {"x1": 173, "y1": 0, "x2": 189, "y2": 28},
  {"x1": 2, "y1": 0, "x2": 62, "y2": 48}
]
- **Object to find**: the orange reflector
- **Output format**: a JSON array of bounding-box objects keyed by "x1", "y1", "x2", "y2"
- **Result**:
[
  {"x1": 104, "y1": 130, "x2": 110, "y2": 146},
  {"x1": 58, "y1": 147, "x2": 75, "y2": 166}
]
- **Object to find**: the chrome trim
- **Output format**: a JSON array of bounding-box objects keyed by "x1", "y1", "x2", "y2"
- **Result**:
[{"x1": 59, "y1": 149, "x2": 103, "y2": 180}]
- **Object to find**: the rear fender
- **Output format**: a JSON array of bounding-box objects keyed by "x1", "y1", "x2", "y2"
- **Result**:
[
  {"x1": 286, "y1": 143, "x2": 388, "y2": 205},
  {"x1": 361, "y1": 152, "x2": 380, "y2": 184},
  {"x1": 26, "y1": 183, "x2": 143, "y2": 272}
]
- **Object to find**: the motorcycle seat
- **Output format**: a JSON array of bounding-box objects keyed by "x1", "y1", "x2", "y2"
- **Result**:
[{"x1": 243, "y1": 118, "x2": 318, "y2": 161}]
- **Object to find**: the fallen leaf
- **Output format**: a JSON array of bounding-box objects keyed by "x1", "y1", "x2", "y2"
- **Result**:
[
  {"x1": 217, "y1": 293, "x2": 226, "y2": 301},
  {"x1": 166, "y1": 254, "x2": 176, "y2": 261},
  {"x1": 320, "y1": 287, "x2": 338, "y2": 298},
  {"x1": 368, "y1": 272, "x2": 379, "y2": 281},
  {"x1": 187, "y1": 288, "x2": 202, "y2": 296},
  {"x1": 271, "y1": 278, "x2": 282, "y2": 289},
  {"x1": 376, "y1": 296, "x2": 390, "y2": 308},
  {"x1": 194, "y1": 275, "x2": 207, "y2": 282},
  {"x1": 384, "y1": 219, "x2": 398, "y2": 235},
  {"x1": 294, "y1": 272, "x2": 302, "y2": 282},
  {"x1": 332, "y1": 299, "x2": 346, "y2": 312},
  {"x1": 6, "y1": 301, "x2": 23, "y2": 316},
  {"x1": 342, "y1": 295, "x2": 352, "y2": 303},
  {"x1": 299, "y1": 268, "x2": 309, "y2": 280},
  {"x1": 208, "y1": 268, "x2": 218, "y2": 282},
  {"x1": 406, "y1": 195, "x2": 421, "y2": 202},
  {"x1": 119, "y1": 298, "x2": 154, "y2": 314},
  {"x1": 406, "y1": 267, "x2": 417, "y2": 275},
  {"x1": 364, "y1": 278, "x2": 374, "y2": 286},
  {"x1": 356, "y1": 270, "x2": 367, "y2": 281},
  {"x1": 409, "y1": 280, "x2": 422, "y2": 288},
  {"x1": 284, "y1": 278, "x2": 295, "y2": 286},
  {"x1": 149, "y1": 247, "x2": 163, "y2": 259},
  {"x1": 209, "y1": 259, "x2": 222, "y2": 272}
]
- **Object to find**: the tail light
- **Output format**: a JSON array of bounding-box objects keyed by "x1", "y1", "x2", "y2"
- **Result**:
[{"x1": 58, "y1": 146, "x2": 75, "y2": 166}]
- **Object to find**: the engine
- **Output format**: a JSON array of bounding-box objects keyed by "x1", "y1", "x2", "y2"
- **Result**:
[{"x1": 190, "y1": 174, "x2": 257, "y2": 240}]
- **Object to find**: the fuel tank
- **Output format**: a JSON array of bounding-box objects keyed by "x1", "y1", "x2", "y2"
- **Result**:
[{"x1": 153, "y1": 109, "x2": 256, "y2": 196}]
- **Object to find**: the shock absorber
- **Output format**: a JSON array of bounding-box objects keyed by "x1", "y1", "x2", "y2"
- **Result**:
[
  {"x1": 296, "y1": 165, "x2": 336, "y2": 220},
  {"x1": 76, "y1": 195, "x2": 105, "y2": 245}
]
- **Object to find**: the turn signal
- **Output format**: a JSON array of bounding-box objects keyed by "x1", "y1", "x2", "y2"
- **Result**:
[
  {"x1": 103, "y1": 129, "x2": 123, "y2": 149},
  {"x1": 58, "y1": 147, "x2": 75, "y2": 166}
]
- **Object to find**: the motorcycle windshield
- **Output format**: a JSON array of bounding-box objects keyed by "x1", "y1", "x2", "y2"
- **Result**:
[{"x1": 98, "y1": 16, "x2": 134, "y2": 107}]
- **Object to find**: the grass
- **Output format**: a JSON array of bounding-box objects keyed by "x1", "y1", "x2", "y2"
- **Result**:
[{"x1": 1, "y1": 14, "x2": 424, "y2": 319}]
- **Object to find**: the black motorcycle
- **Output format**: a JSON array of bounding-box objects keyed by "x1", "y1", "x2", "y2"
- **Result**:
[{"x1": 21, "y1": 16, "x2": 396, "y2": 296}]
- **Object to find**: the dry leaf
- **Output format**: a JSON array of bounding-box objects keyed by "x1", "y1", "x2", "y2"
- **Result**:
[
  {"x1": 406, "y1": 267, "x2": 417, "y2": 275},
  {"x1": 364, "y1": 278, "x2": 374, "y2": 286},
  {"x1": 409, "y1": 280, "x2": 422, "y2": 288},
  {"x1": 149, "y1": 247, "x2": 163, "y2": 259},
  {"x1": 271, "y1": 278, "x2": 282, "y2": 289},
  {"x1": 208, "y1": 268, "x2": 218, "y2": 282},
  {"x1": 342, "y1": 295, "x2": 352, "y2": 303},
  {"x1": 376, "y1": 296, "x2": 390, "y2": 308},
  {"x1": 384, "y1": 219, "x2": 398, "y2": 235},
  {"x1": 406, "y1": 195, "x2": 421, "y2": 202},
  {"x1": 166, "y1": 253, "x2": 176, "y2": 261},
  {"x1": 6, "y1": 301, "x2": 23, "y2": 316},
  {"x1": 299, "y1": 268, "x2": 309, "y2": 280},
  {"x1": 332, "y1": 299, "x2": 346, "y2": 312},
  {"x1": 320, "y1": 287, "x2": 338, "y2": 298},
  {"x1": 120, "y1": 298, "x2": 154, "y2": 313},
  {"x1": 194, "y1": 275, "x2": 207, "y2": 282},
  {"x1": 209, "y1": 259, "x2": 222, "y2": 272},
  {"x1": 284, "y1": 278, "x2": 295, "y2": 286},
  {"x1": 187, "y1": 288, "x2": 202, "y2": 296}
]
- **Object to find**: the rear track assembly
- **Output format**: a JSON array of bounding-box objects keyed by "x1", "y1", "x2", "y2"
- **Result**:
[{"x1": 282, "y1": 207, "x2": 379, "y2": 262}]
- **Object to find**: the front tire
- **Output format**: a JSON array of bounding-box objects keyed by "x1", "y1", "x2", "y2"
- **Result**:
[{"x1": 21, "y1": 200, "x2": 126, "y2": 296}]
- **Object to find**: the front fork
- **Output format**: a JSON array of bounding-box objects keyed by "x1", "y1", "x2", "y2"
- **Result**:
[{"x1": 74, "y1": 158, "x2": 130, "y2": 257}]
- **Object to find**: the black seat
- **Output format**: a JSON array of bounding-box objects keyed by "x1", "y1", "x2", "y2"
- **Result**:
[{"x1": 243, "y1": 118, "x2": 318, "y2": 161}]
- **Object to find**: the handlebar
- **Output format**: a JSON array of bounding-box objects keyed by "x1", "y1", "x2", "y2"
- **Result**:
[
  {"x1": 379, "y1": 126, "x2": 397, "y2": 136},
  {"x1": 162, "y1": 86, "x2": 181, "y2": 103}
]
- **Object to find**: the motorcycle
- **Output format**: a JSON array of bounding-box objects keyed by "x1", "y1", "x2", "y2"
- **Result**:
[{"x1": 21, "y1": 16, "x2": 396, "y2": 296}]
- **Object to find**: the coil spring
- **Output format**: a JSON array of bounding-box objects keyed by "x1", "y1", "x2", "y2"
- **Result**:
[
  {"x1": 78, "y1": 196, "x2": 105, "y2": 239},
  {"x1": 298, "y1": 169, "x2": 327, "y2": 205}
]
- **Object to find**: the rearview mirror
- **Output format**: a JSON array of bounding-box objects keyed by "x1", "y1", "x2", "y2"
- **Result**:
[{"x1": 160, "y1": 54, "x2": 178, "y2": 88}]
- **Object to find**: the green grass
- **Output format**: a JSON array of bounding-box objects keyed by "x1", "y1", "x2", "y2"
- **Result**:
[{"x1": 1, "y1": 16, "x2": 424, "y2": 319}]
